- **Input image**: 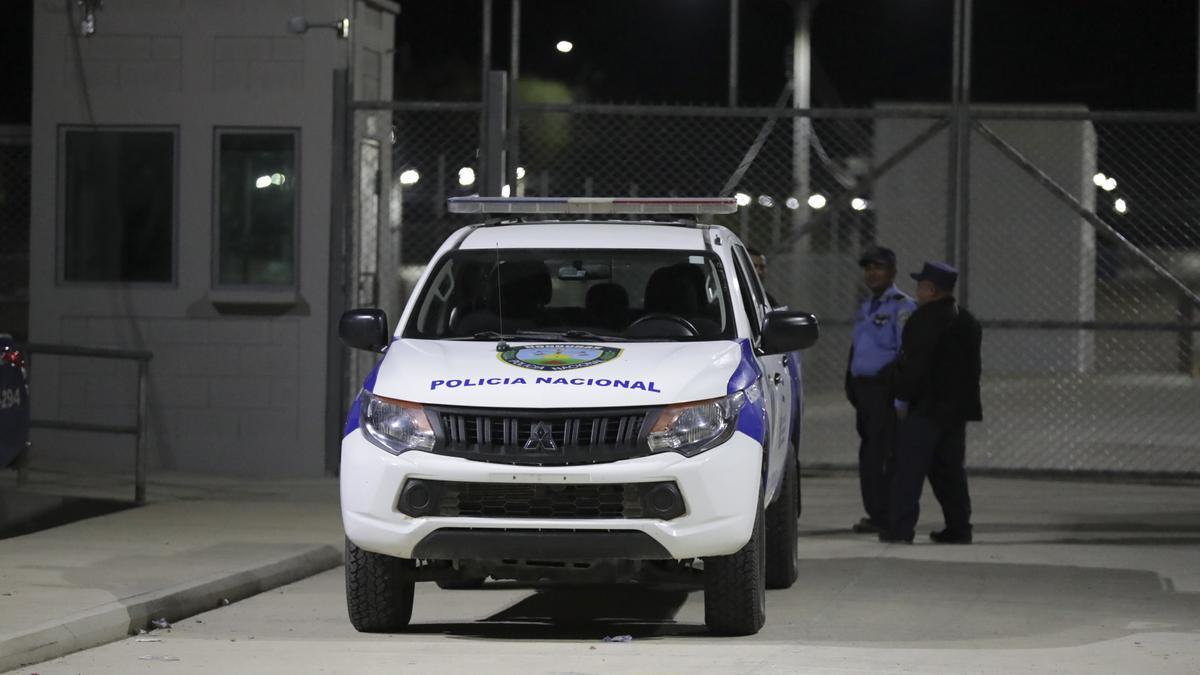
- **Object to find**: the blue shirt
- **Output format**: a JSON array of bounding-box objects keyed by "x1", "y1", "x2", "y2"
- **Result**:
[{"x1": 850, "y1": 284, "x2": 916, "y2": 377}]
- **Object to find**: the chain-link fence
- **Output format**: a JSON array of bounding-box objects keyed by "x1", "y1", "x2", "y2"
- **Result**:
[
  {"x1": 349, "y1": 99, "x2": 1200, "y2": 476},
  {"x1": 0, "y1": 126, "x2": 30, "y2": 342}
]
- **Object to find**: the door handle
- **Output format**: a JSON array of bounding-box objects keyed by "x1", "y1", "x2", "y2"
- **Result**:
[{"x1": 772, "y1": 372, "x2": 783, "y2": 385}]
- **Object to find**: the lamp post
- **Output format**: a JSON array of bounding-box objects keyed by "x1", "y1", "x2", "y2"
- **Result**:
[{"x1": 948, "y1": 0, "x2": 974, "y2": 303}]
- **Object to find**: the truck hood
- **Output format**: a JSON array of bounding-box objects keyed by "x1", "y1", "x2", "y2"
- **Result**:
[{"x1": 371, "y1": 339, "x2": 746, "y2": 408}]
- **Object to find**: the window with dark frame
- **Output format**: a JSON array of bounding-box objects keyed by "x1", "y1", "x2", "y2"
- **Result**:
[
  {"x1": 62, "y1": 128, "x2": 176, "y2": 282},
  {"x1": 215, "y1": 130, "x2": 297, "y2": 287}
]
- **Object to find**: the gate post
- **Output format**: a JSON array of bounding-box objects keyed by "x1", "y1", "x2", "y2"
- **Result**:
[{"x1": 481, "y1": 70, "x2": 508, "y2": 197}]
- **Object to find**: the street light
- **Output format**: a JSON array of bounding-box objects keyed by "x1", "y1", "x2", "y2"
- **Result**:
[
  {"x1": 757, "y1": 195, "x2": 775, "y2": 208},
  {"x1": 1102, "y1": 177, "x2": 1117, "y2": 192},
  {"x1": 735, "y1": 192, "x2": 752, "y2": 207},
  {"x1": 556, "y1": 40, "x2": 574, "y2": 53},
  {"x1": 784, "y1": 197, "x2": 800, "y2": 210},
  {"x1": 850, "y1": 197, "x2": 868, "y2": 211},
  {"x1": 286, "y1": 16, "x2": 350, "y2": 39},
  {"x1": 1114, "y1": 198, "x2": 1128, "y2": 214},
  {"x1": 458, "y1": 167, "x2": 476, "y2": 187},
  {"x1": 399, "y1": 169, "x2": 420, "y2": 186},
  {"x1": 807, "y1": 193, "x2": 827, "y2": 209},
  {"x1": 1093, "y1": 172, "x2": 1107, "y2": 187}
]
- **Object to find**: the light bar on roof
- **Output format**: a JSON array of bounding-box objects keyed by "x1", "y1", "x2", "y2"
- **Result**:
[{"x1": 447, "y1": 196, "x2": 738, "y2": 215}]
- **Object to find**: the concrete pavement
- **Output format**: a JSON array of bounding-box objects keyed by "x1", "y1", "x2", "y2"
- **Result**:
[
  {"x1": 7, "y1": 471, "x2": 1200, "y2": 674},
  {"x1": 0, "y1": 469, "x2": 343, "y2": 672}
]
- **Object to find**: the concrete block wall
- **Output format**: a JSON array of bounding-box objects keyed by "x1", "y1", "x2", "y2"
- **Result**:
[
  {"x1": 874, "y1": 107, "x2": 1096, "y2": 376},
  {"x1": 29, "y1": 0, "x2": 398, "y2": 477}
]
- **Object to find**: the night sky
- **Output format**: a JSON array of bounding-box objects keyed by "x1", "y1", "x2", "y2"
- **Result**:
[
  {"x1": 393, "y1": 0, "x2": 1199, "y2": 110},
  {"x1": 1, "y1": 0, "x2": 1197, "y2": 119}
]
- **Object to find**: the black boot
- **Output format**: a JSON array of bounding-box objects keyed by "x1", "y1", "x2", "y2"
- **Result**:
[{"x1": 929, "y1": 528, "x2": 972, "y2": 544}]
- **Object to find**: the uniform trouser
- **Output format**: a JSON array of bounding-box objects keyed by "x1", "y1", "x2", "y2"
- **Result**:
[
  {"x1": 887, "y1": 413, "x2": 972, "y2": 540},
  {"x1": 851, "y1": 378, "x2": 894, "y2": 525}
]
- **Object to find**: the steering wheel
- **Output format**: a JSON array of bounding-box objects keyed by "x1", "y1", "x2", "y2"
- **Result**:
[{"x1": 626, "y1": 312, "x2": 699, "y2": 337}]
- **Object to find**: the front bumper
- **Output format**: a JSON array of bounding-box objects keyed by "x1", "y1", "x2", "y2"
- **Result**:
[{"x1": 340, "y1": 430, "x2": 763, "y2": 560}]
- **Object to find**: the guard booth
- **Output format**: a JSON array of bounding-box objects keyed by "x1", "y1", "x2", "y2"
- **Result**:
[{"x1": 26, "y1": 1, "x2": 398, "y2": 478}]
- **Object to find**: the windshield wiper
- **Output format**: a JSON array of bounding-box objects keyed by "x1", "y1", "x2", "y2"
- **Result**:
[
  {"x1": 450, "y1": 330, "x2": 626, "y2": 348},
  {"x1": 556, "y1": 329, "x2": 626, "y2": 342}
]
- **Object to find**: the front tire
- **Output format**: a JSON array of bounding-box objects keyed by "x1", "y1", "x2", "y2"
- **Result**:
[
  {"x1": 345, "y1": 538, "x2": 415, "y2": 632},
  {"x1": 765, "y1": 451, "x2": 800, "y2": 589},
  {"x1": 703, "y1": 500, "x2": 766, "y2": 636}
]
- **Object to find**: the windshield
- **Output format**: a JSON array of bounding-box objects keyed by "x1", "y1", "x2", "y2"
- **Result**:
[{"x1": 403, "y1": 249, "x2": 734, "y2": 341}]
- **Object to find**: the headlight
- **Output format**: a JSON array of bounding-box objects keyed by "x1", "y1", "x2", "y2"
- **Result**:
[
  {"x1": 646, "y1": 383, "x2": 758, "y2": 456},
  {"x1": 360, "y1": 392, "x2": 436, "y2": 455}
]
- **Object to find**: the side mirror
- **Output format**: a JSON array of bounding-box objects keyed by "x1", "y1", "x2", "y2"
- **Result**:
[
  {"x1": 339, "y1": 308, "x2": 390, "y2": 352},
  {"x1": 761, "y1": 310, "x2": 819, "y2": 354}
]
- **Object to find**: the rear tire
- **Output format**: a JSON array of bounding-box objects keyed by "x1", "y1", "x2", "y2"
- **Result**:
[
  {"x1": 345, "y1": 538, "x2": 415, "y2": 633},
  {"x1": 765, "y1": 451, "x2": 800, "y2": 589},
  {"x1": 703, "y1": 499, "x2": 766, "y2": 636}
]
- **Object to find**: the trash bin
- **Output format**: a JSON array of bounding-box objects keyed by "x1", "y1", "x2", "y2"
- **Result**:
[{"x1": 0, "y1": 334, "x2": 30, "y2": 469}]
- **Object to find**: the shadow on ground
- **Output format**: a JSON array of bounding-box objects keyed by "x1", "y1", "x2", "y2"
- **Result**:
[
  {"x1": 400, "y1": 556, "x2": 1200, "y2": 647},
  {"x1": 405, "y1": 584, "x2": 707, "y2": 640},
  {"x1": 0, "y1": 487, "x2": 132, "y2": 539}
]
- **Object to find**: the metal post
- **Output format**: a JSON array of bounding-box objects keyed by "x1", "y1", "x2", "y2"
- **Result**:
[
  {"x1": 1181, "y1": 292, "x2": 1196, "y2": 375},
  {"x1": 946, "y1": 0, "x2": 963, "y2": 266},
  {"x1": 507, "y1": 0, "x2": 521, "y2": 189},
  {"x1": 956, "y1": 0, "x2": 973, "y2": 305},
  {"x1": 435, "y1": 153, "x2": 446, "y2": 218},
  {"x1": 135, "y1": 359, "x2": 147, "y2": 504},
  {"x1": 324, "y1": 68, "x2": 350, "y2": 477},
  {"x1": 15, "y1": 352, "x2": 30, "y2": 487},
  {"x1": 479, "y1": 0, "x2": 493, "y2": 185},
  {"x1": 729, "y1": 0, "x2": 739, "y2": 107},
  {"x1": 483, "y1": 70, "x2": 508, "y2": 197},
  {"x1": 791, "y1": 0, "x2": 813, "y2": 244}
]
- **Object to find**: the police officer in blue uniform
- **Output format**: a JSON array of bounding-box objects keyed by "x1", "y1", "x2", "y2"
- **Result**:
[
  {"x1": 845, "y1": 246, "x2": 915, "y2": 534},
  {"x1": 881, "y1": 261, "x2": 983, "y2": 545}
]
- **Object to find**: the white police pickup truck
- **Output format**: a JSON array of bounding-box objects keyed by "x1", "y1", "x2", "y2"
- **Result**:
[{"x1": 338, "y1": 197, "x2": 818, "y2": 636}]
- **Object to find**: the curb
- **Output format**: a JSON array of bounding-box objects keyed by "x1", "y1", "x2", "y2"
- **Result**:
[{"x1": 0, "y1": 543, "x2": 342, "y2": 672}]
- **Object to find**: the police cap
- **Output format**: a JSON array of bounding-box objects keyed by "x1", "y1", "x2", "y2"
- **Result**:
[
  {"x1": 857, "y1": 245, "x2": 897, "y2": 268},
  {"x1": 910, "y1": 261, "x2": 959, "y2": 290}
]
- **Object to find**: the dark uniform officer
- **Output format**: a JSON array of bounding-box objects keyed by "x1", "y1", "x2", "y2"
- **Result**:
[
  {"x1": 846, "y1": 246, "x2": 915, "y2": 534},
  {"x1": 882, "y1": 261, "x2": 983, "y2": 544}
]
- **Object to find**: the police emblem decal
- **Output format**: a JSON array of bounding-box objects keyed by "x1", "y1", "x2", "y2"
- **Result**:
[
  {"x1": 498, "y1": 344, "x2": 622, "y2": 371},
  {"x1": 523, "y1": 421, "x2": 558, "y2": 451}
]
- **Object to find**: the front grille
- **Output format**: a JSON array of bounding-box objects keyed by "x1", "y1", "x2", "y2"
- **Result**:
[
  {"x1": 397, "y1": 480, "x2": 685, "y2": 520},
  {"x1": 428, "y1": 407, "x2": 652, "y2": 465}
]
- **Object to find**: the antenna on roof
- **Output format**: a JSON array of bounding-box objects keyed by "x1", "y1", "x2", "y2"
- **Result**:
[{"x1": 494, "y1": 246, "x2": 508, "y2": 353}]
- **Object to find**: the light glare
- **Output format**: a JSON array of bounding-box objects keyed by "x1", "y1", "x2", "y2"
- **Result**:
[
  {"x1": 1114, "y1": 198, "x2": 1128, "y2": 214},
  {"x1": 255, "y1": 175, "x2": 271, "y2": 189},
  {"x1": 399, "y1": 169, "x2": 420, "y2": 186},
  {"x1": 1093, "y1": 172, "x2": 1107, "y2": 187},
  {"x1": 851, "y1": 197, "x2": 868, "y2": 211},
  {"x1": 1102, "y1": 177, "x2": 1117, "y2": 192},
  {"x1": 556, "y1": 40, "x2": 574, "y2": 53},
  {"x1": 807, "y1": 193, "x2": 827, "y2": 209},
  {"x1": 784, "y1": 197, "x2": 800, "y2": 210},
  {"x1": 458, "y1": 167, "x2": 476, "y2": 187},
  {"x1": 734, "y1": 192, "x2": 752, "y2": 207}
]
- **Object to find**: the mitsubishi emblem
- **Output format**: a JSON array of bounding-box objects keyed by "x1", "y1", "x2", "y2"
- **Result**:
[{"x1": 523, "y1": 421, "x2": 559, "y2": 451}]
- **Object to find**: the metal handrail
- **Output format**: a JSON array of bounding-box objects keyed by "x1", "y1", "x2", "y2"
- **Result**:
[{"x1": 16, "y1": 342, "x2": 153, "y2": 504}]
